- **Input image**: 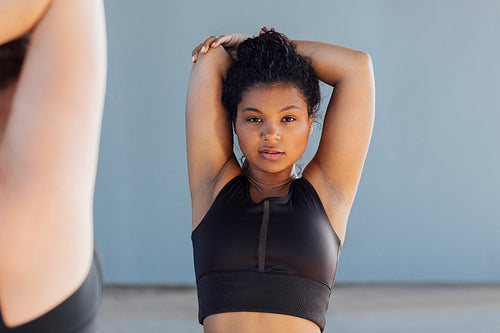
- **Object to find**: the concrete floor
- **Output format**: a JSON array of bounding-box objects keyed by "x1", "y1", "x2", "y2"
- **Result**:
[{"x1": 98, "y1": 284, "x2": 500, "y2": 333}]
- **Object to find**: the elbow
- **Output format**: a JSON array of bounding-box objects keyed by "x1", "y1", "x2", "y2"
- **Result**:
[
  {"x1": 354, "y1": 51, "x2": 373, "y2": 72},
  {"x1": 192, "y1": 47, "x2": 232, "y2": 75},
  {"x1": 347, "y1": 51, "x2": 373, "y2": 83}
]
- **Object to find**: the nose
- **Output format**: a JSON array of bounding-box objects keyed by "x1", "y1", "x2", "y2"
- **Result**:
[{"x1": 261, "y1": 121, "x2": 280, "y2": 141}]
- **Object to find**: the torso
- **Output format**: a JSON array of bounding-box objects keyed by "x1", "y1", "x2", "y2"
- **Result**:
[
  {"x1": 204, "y1": 312, "x2": 321, "y2": 333},
  {"x1": 192, "y1": 174, "x2": 341, "y2": 332},
  {"x1": 192, "y1": 159, "x2": 348, "y2": 242}
]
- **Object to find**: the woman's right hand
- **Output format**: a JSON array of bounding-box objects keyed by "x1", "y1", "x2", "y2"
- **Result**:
[{"x1": 192, "y1": 33, "x2": 253, "y2": 63}]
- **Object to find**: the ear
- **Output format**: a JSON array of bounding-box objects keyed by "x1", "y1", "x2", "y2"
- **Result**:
[
  {"x1": 233, "y1": 121, "x2": 238, "y2": 136},
  {"x1": 308, "y1": 116, "x2": 314, "y2": 136}
]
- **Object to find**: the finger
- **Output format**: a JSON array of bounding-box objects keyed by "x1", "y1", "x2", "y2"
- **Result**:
[
  {"x1": 191, "y1": 44, "x2": 204, "y2": 62},
  {"x1": 192, "y1": 35, "x2": 223, "y2": 62},
  {"x1": 192, "y1": 38, "x2": 213, "y2": 61},
  {"x1": 210, "y1": 34, "x2": 233, "y2": 48},
  {"x1": 201, "y1": 35, "x2": 218, "y2": 54}
]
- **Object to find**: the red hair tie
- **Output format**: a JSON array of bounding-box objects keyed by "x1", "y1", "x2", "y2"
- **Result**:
[{"x1": 258, "y1": 29, "x2": 264, "y2": 37}]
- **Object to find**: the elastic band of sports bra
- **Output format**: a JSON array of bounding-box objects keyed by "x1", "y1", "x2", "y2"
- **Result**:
[{"x1": 196, "y1": 270, "x2": 332, "y2": 331}]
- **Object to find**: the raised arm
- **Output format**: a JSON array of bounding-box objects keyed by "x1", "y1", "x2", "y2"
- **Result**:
[
  {"x1": 299, "y1": 41, "x2": 375, "y2": 242},
  {"x1": 0, "y1": 0, "x2": 106, "y2": 326},
  {"x1": 0, "y1": 0, "x2": 106, "y2": 185},
  {"x1": 186, "y1": 37, "x2": 242, "y2": 227}
]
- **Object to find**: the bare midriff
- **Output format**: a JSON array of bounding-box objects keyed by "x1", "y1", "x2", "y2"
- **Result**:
[{"x1": 203, "y1": 312, "x2": 321, "y2": 333}]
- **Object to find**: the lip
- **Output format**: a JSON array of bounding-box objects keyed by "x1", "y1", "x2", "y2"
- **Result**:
[{"x1": 259, "y1": 147, "x2": 285, "y2": 161}]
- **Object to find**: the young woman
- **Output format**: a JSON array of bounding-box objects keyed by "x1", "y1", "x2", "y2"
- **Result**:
[
  {"x1": 186, "y1": 29, "x2": 375, "y2": 333},
  {"x1": 0, "y1": 0, "x2": 106, "y2": 331}
]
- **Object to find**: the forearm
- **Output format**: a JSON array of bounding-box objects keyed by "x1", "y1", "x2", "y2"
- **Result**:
[
  {"x1": 293, "y1": 40, "x2": 372, "y2": 86},
  {"x1": 0, "y1": 0, "x2": 52, "y2": 45}
]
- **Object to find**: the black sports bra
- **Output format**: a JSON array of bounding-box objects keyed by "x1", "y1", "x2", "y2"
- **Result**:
[
  {"x1": 192, "y1": 175, "x2": 341, "y2": 331},
  {"x1": 0, "y1": 252, "x2": 102, "y2": 333}
]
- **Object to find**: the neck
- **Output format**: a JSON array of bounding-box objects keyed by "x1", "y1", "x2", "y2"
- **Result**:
[{"x1": 246, "y1": 165, "x2": 297, "y2": 202}]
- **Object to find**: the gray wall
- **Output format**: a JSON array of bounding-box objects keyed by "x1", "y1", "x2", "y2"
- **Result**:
[{"x1": 94, "y1": 0, "x2": 500, "y2": 284}]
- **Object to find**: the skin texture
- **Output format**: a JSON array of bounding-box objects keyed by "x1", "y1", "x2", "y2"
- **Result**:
[
  {"x1": 186, "y1": 33, "x2": 374, "y2": 333},
  {"x1": 204, "y1": 312, "x2": 321, "y2": 333},
  {"x1": 0, "y1": 80, "x2": 16, "y2": 138},
  {"x1": 0, "y1": 0, "x2": 106, "y2": 327}
]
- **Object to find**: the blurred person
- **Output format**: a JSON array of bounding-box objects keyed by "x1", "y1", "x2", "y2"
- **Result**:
[
  {"x1": 0, "y1": 0, "x2": 106, "y2": 332},
  {"x1": 186, "y1": 28, "x2": 374, "y2": 333}
]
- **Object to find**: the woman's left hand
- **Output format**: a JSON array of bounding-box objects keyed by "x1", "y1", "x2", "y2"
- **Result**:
[{"x1": 192, "y1": 33, "x2": 253, "y2": 63}]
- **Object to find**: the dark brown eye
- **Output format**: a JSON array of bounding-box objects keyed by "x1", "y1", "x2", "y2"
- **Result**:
[
  {"x1": 282, "y1": 116, "x2": 296, "y2": 122},
  {"x1": 247, "y1": 117, "x2": 262, "y2": 122}
]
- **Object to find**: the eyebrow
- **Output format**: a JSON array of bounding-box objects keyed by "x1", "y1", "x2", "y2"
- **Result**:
[{"x1": 241, "y1": 105, "x2": 302, "y2": 113}]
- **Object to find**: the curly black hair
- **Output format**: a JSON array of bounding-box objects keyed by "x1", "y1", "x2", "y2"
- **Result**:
[
  {"x1": 222, "y1": 28, "x2": 320, "y2": 121},
  {"x1": 0, "y1": 37, "x2": 29, "y2": 89}
]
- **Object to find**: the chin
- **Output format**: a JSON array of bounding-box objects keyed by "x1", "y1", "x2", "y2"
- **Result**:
[{"x1": 255, "y1": 163, "x2": 294, "y2": 175}]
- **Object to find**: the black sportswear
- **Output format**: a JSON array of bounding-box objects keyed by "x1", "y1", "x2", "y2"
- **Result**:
[
  {"x1": 0, "y1": 252, "x2": 102, "y2": 333},
  {"x1": 192, "y1": 175, "x2": 341, "y2": 331}
]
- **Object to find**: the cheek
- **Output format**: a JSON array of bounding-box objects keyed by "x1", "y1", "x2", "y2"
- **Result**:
[
  {"x1": 296, "y1": 135, "x2": 310, "y2": 155},
  {"x1": 235, "y1": 126, "x2": 254, "y2": 154},
  {"x1": 290, "y1": 124, "x2": 311, "y2": 144},
  {"x1": 288, "y1": 129, "x2": 311, "y2": 160}
]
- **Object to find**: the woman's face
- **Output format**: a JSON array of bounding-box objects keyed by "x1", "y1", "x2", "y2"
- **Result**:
[{"x1": 234, "y1": 84, "x2": 313, "y2": 176}]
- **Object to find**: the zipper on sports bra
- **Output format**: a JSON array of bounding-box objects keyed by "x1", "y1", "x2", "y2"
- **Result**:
[{"x1": 258, "y1": 200, "x2": 270, "y2": 272}]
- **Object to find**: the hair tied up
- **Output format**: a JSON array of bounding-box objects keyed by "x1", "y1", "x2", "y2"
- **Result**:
[{"x1": 222, "y1": 27, "x2": 321, "y2": 121}]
